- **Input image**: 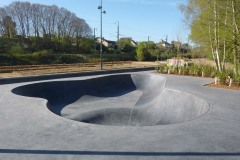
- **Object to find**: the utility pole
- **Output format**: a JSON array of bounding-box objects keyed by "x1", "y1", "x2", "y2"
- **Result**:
[
  {"x1": 94, "y1": 28, "x2": 97, "y2": 53},
  {"x1": 117, "y1": 21, "x2": 120, "y2": 51},
  {"x1": 98, "y1": 0, "x2": 106, "y2": 70},
  {"x1": 147, "y1": 36, "x2": 150, "y2": 51}
]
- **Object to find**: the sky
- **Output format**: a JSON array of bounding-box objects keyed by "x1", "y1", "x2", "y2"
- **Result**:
[{"x1": 0, "y1": 0, "x2": 189, "y2": 43}]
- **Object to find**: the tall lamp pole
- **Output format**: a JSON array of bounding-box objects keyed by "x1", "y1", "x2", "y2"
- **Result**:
[
  {"x1": 94, "y1": 28, "x2": 97, "y2": 53},
  {"x1": 98, "y1": 0, "x2": 106, "y2": 70},
  {"x1": 147, "y1": 36, "x2": 150, "y2": 51},
  {"x1": 117, "y1": 21, "x2": 120, "y2": 51}
]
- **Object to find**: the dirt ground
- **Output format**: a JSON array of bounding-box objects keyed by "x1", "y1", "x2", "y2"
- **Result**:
[
  {"x1": 0, "y1": 61, "x2": 160, "y2": 78},
  {"x1": 207, "y1": 82, "x2": 240, "y2": 91},
  {"x1": 1, "y1": 60, "x2": 239, "y2": 91}
]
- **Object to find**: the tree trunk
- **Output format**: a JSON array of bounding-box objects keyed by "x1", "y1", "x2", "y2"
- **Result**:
[
  {"x1": 232, "y1": 0, "x2": 239, "y2": 76},
  {"x1": 222, "y1": 1, "x2": 229, "y2": 70},
  {"x1": 214, "y1": 0, "x2": 221, "y2": 72}
]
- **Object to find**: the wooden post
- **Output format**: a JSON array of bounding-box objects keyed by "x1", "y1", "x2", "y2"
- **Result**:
[
  {"x1": 229, "y1": 78, "x2": 233, "y2": 86},
  {"x1": 215, "y1": 77, "x2": 219, "y2": 84}
]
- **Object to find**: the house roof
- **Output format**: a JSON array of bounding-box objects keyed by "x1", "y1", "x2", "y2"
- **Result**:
[
  {"x1": 97, "y1": 38, "x2": 116, "y2": 44},
  {"x1": 157, "y1": 40, "x2": 171, "y2": 47}
]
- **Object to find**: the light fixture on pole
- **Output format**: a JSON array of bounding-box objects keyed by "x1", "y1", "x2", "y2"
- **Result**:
[{"x1": 98, "y1": 0, "x2": 106, "y2": 70}]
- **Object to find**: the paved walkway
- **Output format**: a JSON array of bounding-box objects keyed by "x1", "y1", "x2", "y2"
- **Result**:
[{"x1": 0, "y1": 71, "x2": 240, "y2": 160}]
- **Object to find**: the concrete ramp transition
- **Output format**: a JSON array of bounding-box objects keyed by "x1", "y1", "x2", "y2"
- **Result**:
[{"x1": 12, "y1": 74, "x2": 209, "y2": 126}]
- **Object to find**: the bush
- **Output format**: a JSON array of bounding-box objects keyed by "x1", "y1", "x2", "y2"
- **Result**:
[
  {"x1": 157, "y1": 65, "x2": 168, "y2": 73},
  {"x1": 189, "y1": 65, "x2": 199, "y2": 76},
  {"x1": 157, "y1": 66, "x2": 164, "y2": 73},
  {"x1": 156, "y1": 63, "x2": 240, "y2": 86},
  {"x1": 86, "y1": 53, "x2": 136, "y2": 62},
  {"x1": 202, "y1": 65, "x2": 215, "y2": 77},
  {"x1": 234, "y1": 74, "x2": 240, "y2": 86},
  {"x1": 56, "y1": 54, "x2": 86, "y2": 64},
  {"x1": 8, "y1": 45, "x2": 25, "y2": 54},
  {"x1": 0, "y1": 54, "x2": 28, "y2": 65},
  {"x1": 181, "y1": 66, "x2": 190, "y2": 75},
  {"x1": 0, "y1": 53, "x2": 88, "y2": 65},
  {"x1": 136, "y1": 42, "x2": 149, "y2": 61}
]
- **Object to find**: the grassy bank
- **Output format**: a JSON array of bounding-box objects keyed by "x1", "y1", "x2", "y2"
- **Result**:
[{"x1": 0, "y1": 52, "x2": 136, "y2": 66}]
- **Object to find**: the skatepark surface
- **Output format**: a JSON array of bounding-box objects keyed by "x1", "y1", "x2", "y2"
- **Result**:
[{"x1": 0, "y1": 70, "x2": 240, "y2": 160}]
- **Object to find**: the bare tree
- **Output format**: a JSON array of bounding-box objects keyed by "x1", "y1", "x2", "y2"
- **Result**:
[{"x1": 0, "y1": 1, "x2": 92, "y2": 44}]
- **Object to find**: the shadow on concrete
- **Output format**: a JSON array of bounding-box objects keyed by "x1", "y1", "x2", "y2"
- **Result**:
[
  {"x1": 12, "y1": 74, "x2": 136, "y2": 115},
  {"x1": 0, "y1": 149, "x2": 240, "y2": 157}
]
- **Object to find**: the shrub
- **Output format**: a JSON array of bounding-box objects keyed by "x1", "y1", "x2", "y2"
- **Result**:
[
  {"x1": 234, "y1": 74, "x2": 240, "y2": 86},
  {"x1": 202, "y1": 65, "x2": 215, "y2": 77},
  {"x1": 158, "y1": 66, "x2": 164, "y2": 73},
  {"x1": 181, "y1": 66, "x2": 189, "y2": 75},
  {"x1": 86, "y1": 53, "x2": 136, "y2": 62},
  {"x1": 9, "y1": 45, "x2": 25, "y2": 54},
  {"x1": 136, "y1": 43, "x2": 148, "y2": 61},
  {"x1": 194, "y1": 65, "x2": 203, "y2": 76},
  {"x1": 56, "y1": 54, "x2": 86, "y2": 64}
]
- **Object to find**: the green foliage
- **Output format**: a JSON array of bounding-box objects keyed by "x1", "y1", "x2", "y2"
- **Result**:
[
  {"x1": 157, "y1": 61, "x2": 240, "y2": 84},
  {"x1": 150, "y1": 49, "x2": 160, "y2": 60},
  {"x1": 86, "y1": 52, "x2": 136, "y2": 62},
  {"x1": 187, "y1": 46, "x2": 207, "y2": 59},
  {"x1": 216, "y1": 72, "x2": 229, "y2": 84},
  {"x1": 235, "y1": 74, "x2": 240, "y2": 86},
  {"x1": 8, "y1": 45, "x2": 25, "y2": 54},
  {"x1": 157, "y1": 65, "x2": 168, "y2": 74},
  {"x1": 181, "y1": 66, "x2": 190, "y2": 75},
  {"x1": 181, "y1": 0, "x2": 240, "y2": 73},
  {"x1": 136, "y1": 42, "x2": 148, "y2": 61},
  {"x1": 0, "y1": 53, "x2": 86, "y2": 65},
  {"x1": 57, "y1": 54, "x2": 86, "y2": 64},
  {"x1": 159, "y1": 52, "x2": 176, "y2": 61},
  {"x1": 0, "y1": 37, "x2": 8, "y2": 54},
  {"x1": 118, "y1": 39, "x2": 136, "y2": 53},
  {"x1": 107, "y1": 48, "x2": 116, "y2": 54},
  {"x1": 79, "y1": 38, "x2": 94, "y2": 53},
  {"x1": 202, "y1": 65, "x2": 215, "y2": 77}
]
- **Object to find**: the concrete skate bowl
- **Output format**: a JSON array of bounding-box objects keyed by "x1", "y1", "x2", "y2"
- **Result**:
[{"x1": 12, "y1": 74, "x2": 209, "y2": 126}]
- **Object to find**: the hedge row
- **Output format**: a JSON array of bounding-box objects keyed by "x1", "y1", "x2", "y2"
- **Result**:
[
  {"x1": 0, "y1": 51, "x2": 136, "y2": 66},
  {"x1": 157, "y1": 65, "x2": 240, "y2": 85},
  {"x1": 0, "y1": 53, "x2": 86, "y2": 66},
  {"x1": 86, "y1": 52, "x2": 136, "y2": 62}
]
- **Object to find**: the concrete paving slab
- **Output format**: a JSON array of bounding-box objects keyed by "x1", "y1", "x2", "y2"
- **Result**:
[{"x1": 0, "y1": 71, "x2": 240, "y2": 160}]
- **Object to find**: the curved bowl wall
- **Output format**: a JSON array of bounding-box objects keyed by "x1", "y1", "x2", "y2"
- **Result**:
[{"x1": 12, "y1": 74, "x2": 209, "y2": 126}]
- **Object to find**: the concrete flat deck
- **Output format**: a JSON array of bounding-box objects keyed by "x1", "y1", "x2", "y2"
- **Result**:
[{"x1": 0, "y1": 71, "x2": 240, "y2": 160}]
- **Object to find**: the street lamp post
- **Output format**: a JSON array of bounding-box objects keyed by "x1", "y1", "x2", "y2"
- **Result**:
[
  {"x1": 147, "y1": 36, "x2": 150, "y2": 51},
  {"x1": 98, "y1": 0, "x2": 106, "y2": 70},
  {"x1": 116, "y1": 21, "x2": 119, "y2": 51},
  {"x1": 94, "y1": 28, "x2": 97, "y2": 53}
]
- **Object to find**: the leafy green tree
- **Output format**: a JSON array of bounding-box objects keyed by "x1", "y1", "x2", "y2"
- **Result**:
[
  {"x1": 136, "y1": 42, "x2": 148, "y2": 61},
  {"x1": 79, "y1": 37, "x2": 94, "y2": 53},
  {"x1": 118, "y1": 39, "x2": 136, "y2": 53},
  {"x1": 148, "y1": 41, "x2": 156, "y2": 50},
  {"x1": 180, "y1": 0, "x2": 240, "y2": 76},
  {"x1": 153, "y1": 45, "x2": 166, "y2": 60}
]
